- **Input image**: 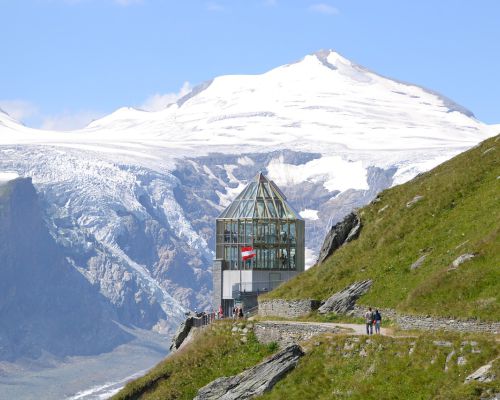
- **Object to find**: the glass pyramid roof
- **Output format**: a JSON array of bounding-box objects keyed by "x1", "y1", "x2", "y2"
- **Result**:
[{"x1": 218, "y1": 172, "x2": 302, "y2": 220}]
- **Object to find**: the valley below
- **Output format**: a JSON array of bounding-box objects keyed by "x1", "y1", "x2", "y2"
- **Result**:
[{"x1": 0, "y1": 328, "x2": 170, "y2": 400}]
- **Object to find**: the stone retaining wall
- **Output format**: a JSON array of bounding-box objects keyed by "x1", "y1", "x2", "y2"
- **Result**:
[
  {"x1": 258, "y1": 301, "x2": 499, "y2": 334},
  {"x1": 258, "y1": 299, "x2": 321, "y2": 318},
  {"x1": 396, "y1": 315, "x2": 500, "y2": 334},
  {"x1": 352, "y1": 306, "x2": 499, "y2": 334},
  {"x1": 254, "y1": 321, "x2": 343, "y2": 347},
  {"x1": 351, "y1": 306, "x2": 397, "y2": 321}
]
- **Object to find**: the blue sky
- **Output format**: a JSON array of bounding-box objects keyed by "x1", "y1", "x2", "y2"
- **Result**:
[{"x1": 0, "y1": 0, "x2": 499, "y2": 129}]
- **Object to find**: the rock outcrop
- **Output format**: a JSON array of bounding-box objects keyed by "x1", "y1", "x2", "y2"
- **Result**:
[
  {"x1": 448, "y1": 253, "x2": 476, "y2": 271},
  {"x1": 318, "y1": 280, "x2": 373, "y2": 314},
  {"x1": 410, "y1": 254, "x2": 427, "y2": 270},
  {"x1": 170, "y1": 315, "x2": 195, "y2": 351},
  {"x1": 317, "y1": 212, "x2": 361, "y2": 264},
  {"x1": 194, "y1": 344, "x2": 304, "y2": 400},
  {"x1": 406, "y1": 195, "x2": 424, "y2": 208},
  {"x1": 465, "y1": 362, "x2": 496, "y2": 383}
]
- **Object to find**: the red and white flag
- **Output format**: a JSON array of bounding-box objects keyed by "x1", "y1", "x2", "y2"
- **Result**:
[{"x1": 241, "y1": 246, "x2": 256, "y2": 261}]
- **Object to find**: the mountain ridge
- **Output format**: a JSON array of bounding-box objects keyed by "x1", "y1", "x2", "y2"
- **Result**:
[{"x1": 0, "y1": 50, "x2": 496, "y2": 347}]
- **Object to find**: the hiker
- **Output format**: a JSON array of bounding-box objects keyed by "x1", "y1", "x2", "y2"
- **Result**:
[
  {"x1": 374, "y1": 309, "x2": 382, "y2": 334},
  {"x1": 365, "y1": 307, "x2": 374, "y2": 335}
]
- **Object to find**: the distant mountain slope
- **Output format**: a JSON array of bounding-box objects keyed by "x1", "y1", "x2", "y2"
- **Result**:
[
  {"x1": 0, "y1": 178, "x2": 131, "y2": 361},
  {"x1": 0, "y1": 50, "x2": 496, "y2": 334},
  {"x1": 267, "y1": 134, "x2": 500, "y2": 321}
]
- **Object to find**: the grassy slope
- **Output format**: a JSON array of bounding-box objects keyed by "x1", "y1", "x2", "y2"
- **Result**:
[
  {"x1": 115, "y1": 323, "x2": 499, "y2": 400},
  {"x1": 112, "y1": 321, "x2": 276, "y2": 400},
  {"x1": 266, "y1": 135, "x2": 500, "y2": 321},
  {"x1": 259, "y1": 333, "x2": 499, "y2": 400},
  {"x1": 114, "y1": 137, "x2": 499, "y2": 399}
]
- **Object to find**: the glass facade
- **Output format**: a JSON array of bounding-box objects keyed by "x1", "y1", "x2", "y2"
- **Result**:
[{"x1": 215, "y1": 172, "x2": 305, "y2": 272}]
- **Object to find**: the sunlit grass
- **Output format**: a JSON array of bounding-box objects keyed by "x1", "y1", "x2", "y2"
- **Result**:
[
  {"x1": 259, "y1": 332, "x2": 499, "y2": 400},
  {"x1": 265, "y1": 135, "x2": 500, "y2": 320},
  {"x1": 112, "y1": 321, "x2": 276, "y2": 400}
]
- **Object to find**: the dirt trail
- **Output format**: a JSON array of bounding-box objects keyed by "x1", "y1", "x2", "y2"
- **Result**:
[{"x1": 259, "y1": 320, "x2": 412, "y2": 338}]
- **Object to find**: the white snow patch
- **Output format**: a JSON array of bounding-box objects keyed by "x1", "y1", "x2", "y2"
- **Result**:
[
  {"x1": 299, "y1": 209, "x2": 319, "y2": 220},
  {"x1": 305, "y1": 247, "x2": 316, "y2": 269},
  {"x1": 0, "y1": 171, "x2": 19, "y2": 181},
  {"x1": 237, "y1": 156, "x2": 254, "y2": 166},
  {"x1": 267, "y1": 155, "x2": 368, "y2": 193},
  {"x1": 217, "y1": 182, "x2": 246, "y2": 208},
  {"x1": 392, "y1": 154, "x2": 451, "y2": 186},
  {"x1": 223, "y1": 164, "x2": 240, "y2": 184}
]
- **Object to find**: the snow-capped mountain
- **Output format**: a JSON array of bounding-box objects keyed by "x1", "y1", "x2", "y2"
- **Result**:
[{"x1": 0, "y1": 50, "x2": 495, "y2": 345}]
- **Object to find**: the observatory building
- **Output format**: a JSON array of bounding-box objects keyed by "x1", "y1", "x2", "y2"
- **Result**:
[{"x1": 212, "y1": 172, "x2": 305, "y2": 315}]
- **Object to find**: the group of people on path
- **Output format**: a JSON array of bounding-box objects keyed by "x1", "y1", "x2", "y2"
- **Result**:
[
  {"x1": 232, "y1": 305, "x2": 244, "y2": 320},
  {"x1": 364, "y1": 307, "x2": 382, "y2": 335},
  {"x1": 213, "y1": 304, "x2": 245, "y2": 320}
]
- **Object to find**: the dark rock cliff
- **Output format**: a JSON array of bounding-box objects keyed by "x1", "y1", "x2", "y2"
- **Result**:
[
  {"x1": 316, "y1": 212, "x2": 362, "y2": 264},
  {"x1": 0, "y1": 178, "x2": 131, "y2": 361}
]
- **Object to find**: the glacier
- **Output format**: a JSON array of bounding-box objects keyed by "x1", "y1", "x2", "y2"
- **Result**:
[{"x1": 0, "y1": 50, "x2": 496, "y2": 346}]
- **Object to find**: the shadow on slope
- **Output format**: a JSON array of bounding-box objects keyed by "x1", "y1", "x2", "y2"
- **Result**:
[{"x1": 0, "y1": 178, "x2": 132, "y2": 361}]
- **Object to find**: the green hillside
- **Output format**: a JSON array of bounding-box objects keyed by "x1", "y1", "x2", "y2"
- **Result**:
[
  {"x1": 260, "y1": 333, "x2": 499, "y2": 400},
  {"x1": 114, "y1": 136, "x2": 499, "y2": 399},
  {"x1": 113, "y1": 321, "x2": 276, "y2": 400},
  {"x1": 114, "y1": 322, "x2": 499, "y2": 400},
  {"x1": 266, "y1": 135, "x2": 500, "y2": 321}
]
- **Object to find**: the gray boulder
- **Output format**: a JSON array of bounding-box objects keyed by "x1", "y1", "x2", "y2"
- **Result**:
[
  {"x1": 465, "y1": 362, "x2": 496, "y2": 383},
  {"x1": 194, "y1": 344, "x2": 304, "y2": 400},
  {"x1": 406, "y1": 195, "x2": 424, "y2": 208},
  {"x1": 449, "y1": 253, "x2": 476, "y2": 270},
  {"x1": 410, "y1": 254, "x2": 427, "y2": 270},
  {"x1": 318, "y1": 280, "x2": 373, "y2": 314},
  {"x1": 317, "y1": 212, "x2": 361, "y2": 264}
]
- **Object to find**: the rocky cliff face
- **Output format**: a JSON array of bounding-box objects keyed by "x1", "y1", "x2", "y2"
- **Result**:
[
  {"x1": 317, "y1": 212, "x2": 362, "y2": 264},
  {"x1": 0, "y1": 178, "x2": 131, "y2": 361},
  {"x1": 0, "y1": 148, "x2": 395, "y2": 337}
]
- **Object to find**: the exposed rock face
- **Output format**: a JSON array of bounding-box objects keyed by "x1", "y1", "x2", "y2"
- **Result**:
[
  {"x1": 318, "y1": 280, "x2": 373, "y2": 314},
  {"x1": 465, "y1": 362, "x2": 496, "y2": 383},
  {"x1": 410, "y1": 254, "x2": 427, "y2": 270},
  {"x1": 194, "y1": 344, "x2": 304, "y2": 400},
  {"x1": 449, "y1": 253, "x2": 476, "y2": 270},
  {"x1": 0, "y1": 178, "x2": 131, "y2": 361},
  {"x1": 406, "y1": 195, "x2": 424, "y2": 208},
  {"x1": 169, "y1": 316, "x2": 195, "y2": 351},
  {"x1": 0, "y1": 147, "x2": 397, "y2": 334},
  {"x1": 317, "y1": 212, "x2": 361, "y2": 264}
]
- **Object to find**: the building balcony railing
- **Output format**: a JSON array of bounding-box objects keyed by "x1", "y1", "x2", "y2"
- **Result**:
[
  {"x1": 217, "y1": 234, "x2": 296, "y2": 245},
  {"x1": 231, "y1": 280, "x2": 283, "y2": 299}
]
